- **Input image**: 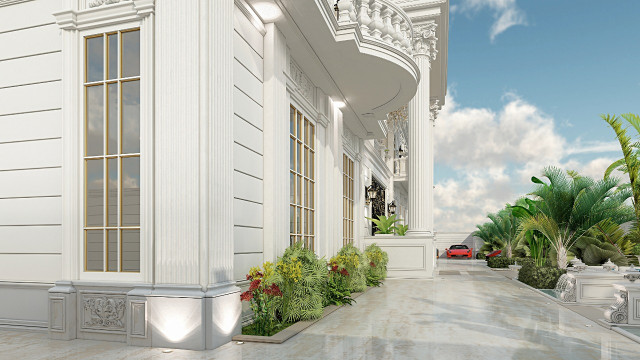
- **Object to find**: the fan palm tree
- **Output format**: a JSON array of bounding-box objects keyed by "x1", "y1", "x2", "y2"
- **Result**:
[
  {"x1": 474, "y1": 207, "x2": 518, "y2": 257},
  {"x1": 518, "y1": 167, "x2": 634, "y2": 269},
  {"x1": 603, "y1": 113, "x2": 640, "y2": 221}
]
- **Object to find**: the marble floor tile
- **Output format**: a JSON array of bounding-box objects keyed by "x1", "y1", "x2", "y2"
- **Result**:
[{"x1": 1, "y1": 260, "x2": 640, "y2": 359}]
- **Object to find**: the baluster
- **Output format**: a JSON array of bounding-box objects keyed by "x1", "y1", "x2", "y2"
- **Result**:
[
  {"x1": 356, "y1": 0, "x2": 372, "y2": 36},
  {"x1": 349, "y1": 0, "x2": 357, "y2": 22},
  {"x1": 381, "y1": 7, "x2": 394, "y2": 44},
  {"x1": 368, "y1": 1, "x2": 383, "y2": 39},
  {"x1": 400, "y1": 21, "x2": 411, "y2": 53},
  {"x1": 391, "y1": 14, "x2": 402, "y2": 48},
  {"x1": 337, "y1": 0, "x2": 353, "y2": 24}
]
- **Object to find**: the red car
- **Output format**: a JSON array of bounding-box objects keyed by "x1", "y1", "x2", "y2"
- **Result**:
[{"x1": 446, "y1": 244, "x2": 473, "y2": 258}]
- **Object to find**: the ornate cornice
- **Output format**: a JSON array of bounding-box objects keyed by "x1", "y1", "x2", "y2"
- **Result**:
[
  {"x1": 413, "y1": 22, "x2": 437, "y2": 62},
  {"x1": 0, "y1": 0, "x2": 32, "y2": 7}
]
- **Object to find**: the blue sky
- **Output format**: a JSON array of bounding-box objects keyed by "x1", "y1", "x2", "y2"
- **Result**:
[{"x1": 434, "y1": 0, "x2": 640, "y2": 232}]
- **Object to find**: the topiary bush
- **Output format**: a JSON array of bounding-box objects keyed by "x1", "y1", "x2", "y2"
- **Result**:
[
  {"x1": 364, "y1": 243, "x2": 389, "y2": 286},
  {"x1": 337, "y1": 243, "x2": 367, "y2": 292},
  {"x1": 517, "y1": 263, "x2": 566, "y2": 289},
  {"x1": 476, "y1": 253, "x2": 486, "y2": 260},
  {"x1": 276, "y1": 242, "x2": 326, "y2": 322},
  {"x1": 487, "y1": 257, "x2": 533, "y2": 268}
]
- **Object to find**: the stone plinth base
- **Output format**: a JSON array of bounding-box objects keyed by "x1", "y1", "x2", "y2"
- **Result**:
[
  {"x1": 48, "y1": 282, "x2": 241, "y2": 350},
  {"x1": 363, "y1": 235, "x2": 435, "y2": 279}
]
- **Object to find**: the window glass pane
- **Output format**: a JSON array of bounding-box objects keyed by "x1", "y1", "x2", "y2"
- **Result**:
[
  {"x1": 290, "y1": 137, "x2": 294, "y2": 171},
  {"x1": 122, "y1": 157, "x2": 140, "y2": 226},
  {"x1": 107, "y1": 230, "x2": 118, "y2": 272},
  {"x1": 310, "y1": 182, "x2": 314, "y2": 207},
  {"x1": 290, "y1": 107, "x2": 295, "y2": 135},
  {"x1": 297, "y1": 113, "x2": 302, "y2": 139},
  {"x1": 297, "y1": 175, "x2": 302, "y2": 206},
  {"x1": 107, "y1": 33, "x2": 118, "y2": 80},
  {"x1": 290, "y1": 205, "x2": 295, "y2": 233},
  {"x1": 86, "y1": 159, "x2": 104, "y2": 227},
  {"x1": 121, "y1": 30, "x2": 140, "y2": 77},
  {"x1": 86, "y1": 230, "x2": 104, "y2": 271},
  {"x1": 122, "y1": 80, "x2": 140, "y2": 154},
  {"x1": 304, "y1": 119, "x2": 309, "y2": 144},
  {"x1": 296, "y1": 142, "x2": 302, "y2": 173},
  {"x1": 121, "y1": 229, "x2": 140, "y2": 272},
  {"x1": 290, "y1": 172, "x2": 295, "y2": 204},
  {"x1": 108, "y1": 158, "x2": 118, "y2": 226},
  {"x1": 107, "y1": 83, "x2": 118, "y2": 154},
  {"x1": 86, "y1": 36, "x2": 103, "y2": 82},
  {"x1": 310, "y1": 124, "x2": 315, "y2": 150},
  {"x1": 296, "y1": 207, "x2": 301, "y2": 233},
  {"x1": 304, "y1": 147, "x2": 308, "y2": 177},
  {"x1": 86, "y1": 85, "x2": 104, "y2": 156}
]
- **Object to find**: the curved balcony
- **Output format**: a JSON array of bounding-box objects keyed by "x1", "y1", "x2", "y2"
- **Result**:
[{"x1": 261, "y1": 0, "x2": 420, "y2": 138}]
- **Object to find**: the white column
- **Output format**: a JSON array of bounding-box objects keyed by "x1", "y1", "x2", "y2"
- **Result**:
[
  {"x1": 407, "y1": 23, "x2": 437, "y2": 236},
  {"x1": 263, "y1": 23, "x2": 289, "y2": 262}
]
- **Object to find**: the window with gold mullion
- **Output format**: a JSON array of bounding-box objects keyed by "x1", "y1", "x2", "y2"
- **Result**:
[
  {"x1": 289, "y1": 106, "x2": 315, "y2": 250},
  {"x1": 343, "y1": 154, "x2": 354, "y2": 245}
]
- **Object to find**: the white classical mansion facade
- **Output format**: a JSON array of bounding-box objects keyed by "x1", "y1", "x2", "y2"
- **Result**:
[{"x1": 0, "y1": 0, "x2": 448, "y2": 350}]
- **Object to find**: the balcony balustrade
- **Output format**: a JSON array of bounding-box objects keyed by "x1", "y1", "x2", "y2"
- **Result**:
[{"x1": 330, "y1": 0, "x2": 414, "y2": 58}]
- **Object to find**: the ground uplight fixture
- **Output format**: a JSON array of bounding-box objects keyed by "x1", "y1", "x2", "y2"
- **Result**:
[{"x1": 388, "y1": 201, "x2": 397, "y2": 215}]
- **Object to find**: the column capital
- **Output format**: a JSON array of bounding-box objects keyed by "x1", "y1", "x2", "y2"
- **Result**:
[
  {"x1": 429, "y1": 98, "x2": 440, "y2": 123},
  {"x1": 413, "y1": 22, "x2": 438, "y2": 62}
]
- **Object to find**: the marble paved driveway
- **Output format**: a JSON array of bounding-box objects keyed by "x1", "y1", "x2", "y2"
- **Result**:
[{"x1": 2, "y1": 260, "x2": 640, "y2": 359}]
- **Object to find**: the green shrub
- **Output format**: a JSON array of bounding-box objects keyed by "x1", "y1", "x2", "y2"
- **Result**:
[
  {"x1": 324, "y1": 256, "x2": 355, "y2": 306},
  {"x1": 517, "y1": 263, "x2": 566, "y2": 289},
  {"x1": 487, "y1": 257, "x2": 534, "y2": 268},
  {"x1": 476, "y1": 253, "x2": 486, "y2": 260},
  {"x1": 364, "y1": 243, "x2": 389, "y2": 286},
  {"x1": 337, "y1": 243, "x2": 367, "y2": 292},
  {"x1": 276, "y1": 243, "x2": 326, "y2": 322}
]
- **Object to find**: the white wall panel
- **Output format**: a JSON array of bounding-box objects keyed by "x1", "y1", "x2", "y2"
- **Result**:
[
  {"x1": 233, "y1": 31, "x2": 263, "y2": 81},
  {"x1": 0, "y1": 225, "x2": 61, "y2": 253},
  {"x1": 233, "y1": 199, "x2": 263, "y2": 228},
  {"x1": 233, "y1": 170, "x2": 262, "y2": 204},
  {"x1": 233, "y1": 143, "x2": 263, "y2": 179},
  {"x1": 0, "y1": 0, "x2": 61, "y2": 34},
  {"x1": 0, "y1": 138, "x2": 61, "y2": 170},
  {"x1": 0, "y1": 285, "x2": 49, "y2": 326},
  {"x1": 233, "y1": 252, "x2": 263, "y2": 281},
  {"x1": 0, "y1": 254, "x2": 61, "y2": 282},
  {"x1": 0, "y1": 109, "x2": 61, "y2": 143},
  {"x1": 234, "y1": 59, "x2": 263, "y2": 105},
  {"x1": 0, "y1": 168, "x2": 62, "y2": 198},
  {"x1": 0, "y1": 197, "x2": 61, "y2": 225},
  {"x1": 0, "y1": 52, "x2": 61, "y2": 88},
  {"x1": 233, "y1": 7, "x2": 263, "y2": 57},
  {"x1": 234, "y1": 226, "x2": 263, "y2": 254},
  {"x1": 233, "y1": 115, "x2": 263, "y2": 155},
  {"x1": 0, "y1": 23, "x2": 61, "y2": 61},
  {"x1": 233, "y1": 87, "x2": 263, "y2": 130},
  {"x1": 0, "y1": 80, "x2": 61, "y2": 116}
]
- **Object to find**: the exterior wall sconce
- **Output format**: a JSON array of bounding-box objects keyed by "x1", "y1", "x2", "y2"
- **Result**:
[
  {"x1": 365, "y1": 185, "x2": 377, "y2": 206},
  {"x1": 398, "y1": 146, "x2": 406, "y2": 157},
  {"x1": 388, "y1": 201, "x2": 397, "y2": 215}
]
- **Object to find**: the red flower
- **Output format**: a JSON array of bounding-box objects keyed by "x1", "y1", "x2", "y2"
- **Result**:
[
  {"x1": 249, "y1": 279, "x2": 261, "y2": 291},
  {"x1": 246, "y1": 274, "x2": 252, "y2": 281},
  {"x1": 264, "y1": 283, "x2": 283, "y2": 297},
  {"x1": 240, "y1": 291, "x2": 253, "y2": 302},
  {"x1": 370, "y1": 261, "x2": 376, "y2": 267},
  {"x1": 340, "y1": 268, "x2": 349, "y2": 276},
  {"x1": 331, "y1": 264, "x2": 339, "y2": 272}
]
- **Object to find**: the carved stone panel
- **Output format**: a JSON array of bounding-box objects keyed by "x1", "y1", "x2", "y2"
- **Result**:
[
  {"x1": 289, "y1": 60, "x2": 316, "y2": 106},
  {"x1": 81, "y1": 294, "x2": 127, "y2": 332}
]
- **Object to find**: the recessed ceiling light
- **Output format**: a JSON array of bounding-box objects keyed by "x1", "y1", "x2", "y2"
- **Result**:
[{"x1": 334, "y1": 101, "x2": 346, "y2": 108}]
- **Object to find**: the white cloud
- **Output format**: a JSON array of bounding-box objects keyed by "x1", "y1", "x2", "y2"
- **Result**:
[
  {"x1": 453, "y1": 0, "x2": 527, "y2": 42},
  {"x1": 434, "y1": 94, "x2": 626, "y2": 232}
]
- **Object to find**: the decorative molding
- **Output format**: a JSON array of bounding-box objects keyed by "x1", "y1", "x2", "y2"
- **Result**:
[
  {"x1": 289, "y1": 59, "x2": 316, "y2": 107},
  {"x1": 0, "y1": 0, "x2": 32, "y2": 7},
  {"x1": 54, "y1": 0, "x2": 154, "y2": 31},
  {"x1": 429, "y1": 99, "x2": 440, "y2": 123},
  {"x1": 89, "y1": 0, "x2": 130, "y2": 7},
  {"x1": 343, "y1": 127, "x2": 358, "y2": 155},
  {"x1": 82, "y1": 294, "x2": 126, "y2": 331},
  {"x1": 605, "y1": 289, "x2": 628, "y2": 324},
  {"x1": 413, "y1": 22, "x2": 437, "y2": 62}
]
